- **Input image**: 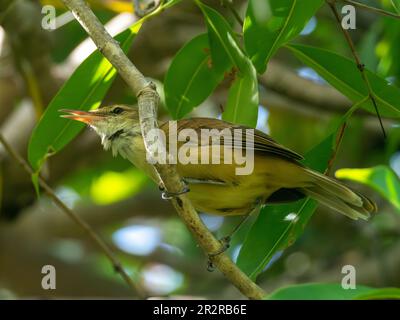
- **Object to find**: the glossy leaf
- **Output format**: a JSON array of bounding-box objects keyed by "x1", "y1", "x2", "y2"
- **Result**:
[
  {"x1": 197, "y1": 1, "x2": 258, "y2": 127},
  {"x1": 164, "y1": 34, "x2": 225, "y2": 119},
  {"x1": 287, "y1": 44, "x2": 400, "y2": 118},
  {"x1": 267, "y1": 283, "x2": 400, "y2": 300},
  {"x1": 335, "y1": 165, "x2": 400, "y2": 211},
  {"x1": 223, "y1": 69, "x2": 258, "y2": 127},
  {"x1": 244, "y1": 0, "x2": 324, "y2": 73},
  {"x1": 28, "y1": 22, "x2": 142, "y2": 171},
  {"x1": 237, "y1": 132, "x2": 335, "y2": 279},
  {"x1": 197, "y1": 1, "x2": 241, "y2": 72}
]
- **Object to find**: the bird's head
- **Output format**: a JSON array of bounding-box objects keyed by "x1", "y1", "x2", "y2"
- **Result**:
[{"x1": 60, "y1": 105, "x2": 141, "y2": 155}]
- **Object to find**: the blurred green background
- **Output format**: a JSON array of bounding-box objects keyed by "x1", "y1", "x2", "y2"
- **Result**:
[{"x1": 0, "y1": 0, "x2": 399, "y2": 299}]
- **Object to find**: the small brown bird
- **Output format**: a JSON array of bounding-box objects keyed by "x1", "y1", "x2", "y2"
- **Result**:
[{"x1": 61, "y1": 105, "x2": 377, "y2": 220}]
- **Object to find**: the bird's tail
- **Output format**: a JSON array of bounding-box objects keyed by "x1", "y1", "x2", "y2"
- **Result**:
[{"x1": 300, "y1": 168, "x2": 377, "y2": 220}]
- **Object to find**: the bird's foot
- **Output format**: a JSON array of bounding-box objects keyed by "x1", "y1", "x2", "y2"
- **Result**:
[
  {"x1": 159, "y1": 183, "x2": 190, "y2": 200},
  {"x1": 207, "y1": 236, "x2": 231, "y2": 272}
]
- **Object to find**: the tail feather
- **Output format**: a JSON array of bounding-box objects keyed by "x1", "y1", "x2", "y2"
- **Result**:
[{"x1": 301, "y1": 169, "x2": 377, "y2": 220}]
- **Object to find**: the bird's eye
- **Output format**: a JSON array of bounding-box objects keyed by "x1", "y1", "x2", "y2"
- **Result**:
[{"x1": 112, "y1": 107, "x2": 123, "y2": 114}]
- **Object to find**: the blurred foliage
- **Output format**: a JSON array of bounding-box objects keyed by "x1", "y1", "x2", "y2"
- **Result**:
[
  {"x1": 28, "y1": 22, "x2": 143, "y2": 173},
  {"x1": 336, "y1": 165, "x2": 400, "y2": 212},
  {"x1": 1, "y1": 0, "x2": 399, "y2": 299},
  {"x1": 40, "y1": 0, "x2": 133, "y2": 13},
  {"x1": 90, "y1": 169, "x2": 148, "y2": 205}
]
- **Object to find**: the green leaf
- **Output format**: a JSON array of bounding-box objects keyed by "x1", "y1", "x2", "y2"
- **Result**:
[
  {"x1": 358, "y1": 21, "x2": 381, "y2": 71},
  {"x1": 267, "y1": 283, "x2": 400, "y2": 300},
  {"x1": 223, "y1": 67, "x2": 259, "y2": 127},
  {"x1": 287, "y1": 44, "x2": 400, "y2": 118},
  {"x1": 376, "y1": 18, "x2": 400, "y2": 81},
  {"x1": 355, "y1": 287, "x2": 400, "y2": 300},
  {"x1": 237, "y1": 132, "x2": 335, "y2": 279},
  {"x1": 28, "y1": 22, "x2": 142, "y2": 171},
  {"x1": 197, "y1": 1, "x2": 259, "y2": 127},
  {"x1": 335, "y1": 165, "x2": 400, "y2": 211},
  {"x1": 391, "y1": 0, "x2": 400, "y2": 14},
  {"x1": 196, "y1": 1, "x2": 240, "y2": 72},
  {"x1": 244, "y1": 0, "x2": 323, "y2": 73},
  {"x1": 164, "y1": 34, "x2": 225, "y2": 119}
]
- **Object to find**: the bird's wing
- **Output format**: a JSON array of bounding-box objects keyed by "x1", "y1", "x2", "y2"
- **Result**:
[{"x1": 160, "y1": 117, "x2": 303, "y2": 162}]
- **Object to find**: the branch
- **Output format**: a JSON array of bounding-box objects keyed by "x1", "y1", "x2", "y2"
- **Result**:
[
  {"x1": 327, "y1": 0, "x2": 386, "y2": 138},
  {"x1": 61, "y1": 0, "x2": 265, "y2": 299},
  {"x1": 341, "y1": 0, "x2": 400, "y2": 20},
  {"x1": 0, "y1": 133, "x2": 147, "y2": 299},
  {"x1": 259, "y1": 61, "x2": 351, "y2": 113}
]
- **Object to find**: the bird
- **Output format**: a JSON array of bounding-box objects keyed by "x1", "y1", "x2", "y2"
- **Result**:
[{"x1": 60, "y1": 104, "x2": 377, "y2": 221}]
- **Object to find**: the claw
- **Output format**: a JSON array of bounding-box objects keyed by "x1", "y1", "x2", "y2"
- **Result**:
[
  {"x1": 209, "y1": 236, "x2": 231, "y2": 257},
  {"x1": 207, "y1": 260, "x2": 215, "y2": 272},
  {"x1": 160, "y1": 184, "x2": 190, "y2": 200}
]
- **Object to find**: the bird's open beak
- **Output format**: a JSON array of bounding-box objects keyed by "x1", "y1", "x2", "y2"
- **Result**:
[{"x1": 59, "y1": 109, "x2": 105, "y2": 124}]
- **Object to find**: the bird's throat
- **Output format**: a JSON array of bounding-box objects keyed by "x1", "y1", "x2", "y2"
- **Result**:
[{"x1": 108, "y1": 129, "x2": 124, "y2": 141}]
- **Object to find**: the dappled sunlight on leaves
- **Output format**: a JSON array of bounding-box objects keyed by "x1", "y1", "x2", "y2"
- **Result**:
[
  {"x1": 335, "y1": 165, "x2": 400, "y2": 211},
  {"x1": 90, "y1": 169, "x2": 147, "y2": 205}
]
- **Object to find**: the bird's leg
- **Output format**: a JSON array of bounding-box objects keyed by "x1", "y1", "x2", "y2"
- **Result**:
[
  {"x1": 159, "y1": 182, "x2": 190, "y2": 200},
  {"x1": 208, "y1": 214, "x2": 251, "y2": 257},
  {"x1": 207, "y1": 199, "x2": 263, "y2": 271},
  {"x1": 207, "y1": 214, "x2": 251, "y2": 272}
]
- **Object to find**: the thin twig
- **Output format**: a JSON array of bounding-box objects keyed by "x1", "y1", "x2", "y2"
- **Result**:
[
  {"x1": 0, "y1": 133, "x2": 147, "y2": 298},
  {"x1": 326, "y1": 96, "x2": 369, "y2": 173},
  {"x1": 326, "y1": 122, "x2": 347, "y2": 174},
  {"x1": 341, "y1": 0, "x2": 400, "y2": 20},
  {"x1": 62, "y1": 0, "x2": 266, "y2": 300},
  {"x1": 327, "y1": 0, "x2": 386, "y2": 138}
]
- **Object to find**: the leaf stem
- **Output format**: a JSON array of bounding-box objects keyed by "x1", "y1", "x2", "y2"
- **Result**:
[
  {"x1": 327, "y1": 122, "x2": 347, "y2": 174},
  {"x1": 327, "y1": 0, "x2": 386, "y2": 138}
]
